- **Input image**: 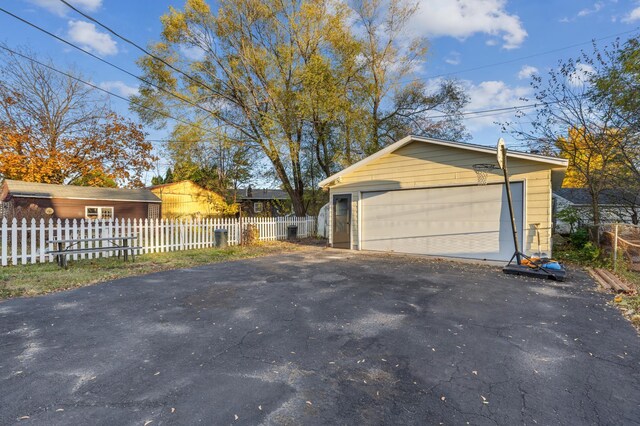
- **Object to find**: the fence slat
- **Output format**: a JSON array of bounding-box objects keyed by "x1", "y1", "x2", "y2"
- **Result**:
[
  {"x1": 1, "y1": 218, "x2": 7, "y2": 266},
  {"x1": 30, "y1": 219, "x2": 37, "y2": 264}
]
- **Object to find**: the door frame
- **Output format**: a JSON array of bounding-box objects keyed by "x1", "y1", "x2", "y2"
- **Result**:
[{"x1": 332, "y1": 193, "x2": 352, "y2": 249}]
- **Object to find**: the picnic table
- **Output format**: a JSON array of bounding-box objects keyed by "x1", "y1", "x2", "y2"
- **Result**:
[{"x1": 46, "y1": 236, "x2": 141, "y2": 268}]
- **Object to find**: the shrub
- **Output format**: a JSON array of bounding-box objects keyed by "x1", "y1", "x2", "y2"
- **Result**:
[
  {"x1": 577, "y1": 242, "x2": 600, "y2": 262},
  {"x1": 569, "y1": 227, "x2": 590, "y2": 249},
  {"x1": 241, "y1": 224, "x2": 260, "y2": 245}
]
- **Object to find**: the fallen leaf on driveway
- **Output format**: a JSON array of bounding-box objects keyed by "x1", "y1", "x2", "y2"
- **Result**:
[
  {"x1": 18, "y1": 416, "x2": 30, "y2": 420},
  {"x1": 154, "y1": 372, "x2": 160, "y2": 376},
  {"x1": 144, "y1": 421, "x2": 153, "y2": 426},
  {"x1": 440, "y1": 396, "x2": 446, "y2": 401},
  {"x1": 306, "y1": 401, "x2": 313, "y2": 406},
  {"x1": 171, "y1": 408, "x2": 175, "y2": 413},
  {"x1": 472, "y1": 371, "x2": 478, "y2": 375},
  {"x1": 234, "y1": 414, "x2": 238, "y2": 420},
  {"x1": 258, "y1": 405, "x2": 262, "y2": 411}
]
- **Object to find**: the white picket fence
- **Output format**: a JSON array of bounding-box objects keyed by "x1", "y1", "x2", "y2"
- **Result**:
[{"x1": 0, "y1": 216, "x2": 317, "y2": 266}]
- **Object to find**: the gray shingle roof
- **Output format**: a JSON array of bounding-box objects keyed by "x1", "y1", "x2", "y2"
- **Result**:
[
  {"x1": 554, "y1": 188, "x2": 637, "y2": 206},
  {"x1": 235, "y1": 188, "x2": 289, "y2": 200},
  {"x1": 2, "y1": 179, "x2": 161, "y2": 203}
]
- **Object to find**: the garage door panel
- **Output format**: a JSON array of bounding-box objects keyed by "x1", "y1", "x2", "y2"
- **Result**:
[{"x1": 361, "y1": 183, "x2": 523, "y2": 261}]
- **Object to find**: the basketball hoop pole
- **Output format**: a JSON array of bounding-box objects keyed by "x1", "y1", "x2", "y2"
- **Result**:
[{"x1": 499, "y1": 143, "x2": 522, "y2": 265}]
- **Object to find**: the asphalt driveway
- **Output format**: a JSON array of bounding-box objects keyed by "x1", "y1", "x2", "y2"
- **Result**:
[{"x1": 1, "y1": 248, "x2": 639, "y2": 425}]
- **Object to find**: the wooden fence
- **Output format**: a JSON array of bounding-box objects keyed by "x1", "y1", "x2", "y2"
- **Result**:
[{"x1": 0, "y1": 216, "x2": 317, "y2": 266}]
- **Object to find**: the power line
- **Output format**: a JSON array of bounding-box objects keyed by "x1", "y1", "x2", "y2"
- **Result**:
[
  {"x1": 403, "y1": 27, "x2": 640, "y2": 84},
  {"x1": 54, "y1": 0, "x2": 571, "y2": 126},
  {"x1": 40, "y1": 1, "x2": 596, "y2": 133},
  {"x1": 58, "y1": 0, "x2": 221, "y2": 98},
  {"x1": 0, "y1": 7, "x2": 220, "y2": 120},
  {"x1": 0, "y1": 44, "x2": 219, "y2": 138}
]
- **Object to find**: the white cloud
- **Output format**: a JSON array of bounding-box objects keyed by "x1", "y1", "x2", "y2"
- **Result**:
[
  {"x1": 577, "y1": 2, "x2": 604, "y2": 17},
  {"x1": 567, "y1": 63, "x2": 595, "y2": 87},
  {"x1": 460, "y1": 79, "x2": 532, "y2": 131},
  {"x1": 517, "y1": 65, "x2": 538, "y2": 80},
  {"x1": 27, "y1": 0, "x2": 102, "y2": 16},
  {"x1": 410, "y1": 0, "x2": 527, "y2": 49},
  {"x1": 98, "y1": 81, "x2": 139, "y2": 97},
  {"x1": 444, "y1": 51, "x2": 461, "y2": 65},
  {"x1": 622, "y1": 6, "x2": 640, "y2": 22},
  {"x1": 179, "y1": 45, "x2": 206, "y2": 61},
  {"x1": 67, "y1": 20, "x2": 118, "y2": 56}
]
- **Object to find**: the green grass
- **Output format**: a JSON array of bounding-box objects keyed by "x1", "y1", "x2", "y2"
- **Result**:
[{"x1": 0, "y1": 241, "x2": 302, "y2": 300}]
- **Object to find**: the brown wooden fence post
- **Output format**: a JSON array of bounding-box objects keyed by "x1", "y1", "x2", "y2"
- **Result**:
[{"x1": 613, "y1": 223, "x2": 619, "y2": 272}]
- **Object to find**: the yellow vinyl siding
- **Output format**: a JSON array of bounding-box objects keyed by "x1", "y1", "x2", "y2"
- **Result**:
[
  {"x1": 151, "y1": 181, "x2": 232, "y2": 219},
  {"x1": 329, "y1": 141, "x2": 554, "y2": 255}
]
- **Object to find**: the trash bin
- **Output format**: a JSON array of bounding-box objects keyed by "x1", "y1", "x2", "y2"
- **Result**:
[
  {"x1": 214, "y1": 228, "x2": 228, "y2": 248},
  {"x1": 287, "y1": 225, "x2": 298, "y2": 241}
]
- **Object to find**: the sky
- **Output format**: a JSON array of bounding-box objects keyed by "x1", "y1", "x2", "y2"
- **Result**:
[{"x1": 2, "y1": 0, "x2": 640, "y2": 183}]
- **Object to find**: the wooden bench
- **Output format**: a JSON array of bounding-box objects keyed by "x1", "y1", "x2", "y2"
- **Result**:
[{"x1": 46, "y1": 236, "x2": 141, "y2": 268}]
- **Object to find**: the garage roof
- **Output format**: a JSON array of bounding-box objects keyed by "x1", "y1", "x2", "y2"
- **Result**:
[{"x1": 319, "y1": 135, "x2": 568, "y2": 188}]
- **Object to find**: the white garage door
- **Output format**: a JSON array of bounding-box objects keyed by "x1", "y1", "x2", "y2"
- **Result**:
[{"x1": 361, "y1": 183, "x2": 524, "y2": 261}]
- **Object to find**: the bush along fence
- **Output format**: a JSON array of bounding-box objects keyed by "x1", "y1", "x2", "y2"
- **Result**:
[{"x1": 0, "y1": 216, "x2": 317, "y2": 266}]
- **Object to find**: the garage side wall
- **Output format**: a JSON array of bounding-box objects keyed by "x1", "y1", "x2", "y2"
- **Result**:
[{"x1": 327, "y1": 141, "x2": 554, "y2": 256}]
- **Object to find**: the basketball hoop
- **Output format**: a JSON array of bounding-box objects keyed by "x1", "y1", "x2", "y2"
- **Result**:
[{"x1": 472, "y1": 164, "x2": 500, "y2": 185}]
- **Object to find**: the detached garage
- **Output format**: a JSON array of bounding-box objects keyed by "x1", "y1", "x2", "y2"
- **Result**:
[{"x1": 319, "y1": 136, "x2": 568, "y2": 261}]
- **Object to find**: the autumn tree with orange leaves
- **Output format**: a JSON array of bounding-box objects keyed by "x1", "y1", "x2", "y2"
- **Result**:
[{"x1": 0, "y1": 47, "x2": 155, "y2": 187}]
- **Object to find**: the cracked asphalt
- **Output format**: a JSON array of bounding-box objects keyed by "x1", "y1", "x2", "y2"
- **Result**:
[{"x1": 1, "y1": 247, "x2": 639, "y2": 425}]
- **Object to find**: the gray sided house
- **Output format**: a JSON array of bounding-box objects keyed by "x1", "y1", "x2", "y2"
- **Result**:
[
  {"x1": 1, "y1": 179, "x2": 161, "y2": 221},
  {"x1": 553, "y1": 188, "x2": 640, "y2": 233},
  {"x1": 234, "y1": 186, "x2": 290, "y2": 216}
]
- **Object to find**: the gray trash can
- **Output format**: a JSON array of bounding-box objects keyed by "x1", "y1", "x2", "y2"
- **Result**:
[
  {"x1": 214, "y1": 228, "x2": 228, "y2": 248},
  {"x1": 287, "y1": 225, "x2": 298, "y2": 241}
]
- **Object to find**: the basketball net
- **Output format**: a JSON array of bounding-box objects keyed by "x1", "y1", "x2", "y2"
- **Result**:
[{"x1": 472, "y1": 164, "x2": 500, "y2": 185}]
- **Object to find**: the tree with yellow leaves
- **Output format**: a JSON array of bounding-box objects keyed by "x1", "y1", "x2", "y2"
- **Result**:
[
  {"x1": 507, "y1": 44, "x2": 639, "y2": 225},
  {"x1": 132, "y1": 0, "x2": 468, "y2": 215}
]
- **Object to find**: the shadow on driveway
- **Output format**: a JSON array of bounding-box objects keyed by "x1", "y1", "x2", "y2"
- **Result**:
[{"x1": 1, "y1": 248, "x2": 639, "y2": 425}]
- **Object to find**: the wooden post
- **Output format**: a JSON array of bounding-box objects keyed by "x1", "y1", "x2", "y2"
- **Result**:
[{"x1": 613, "y1": 223, "x2": 619, "y2": 272}]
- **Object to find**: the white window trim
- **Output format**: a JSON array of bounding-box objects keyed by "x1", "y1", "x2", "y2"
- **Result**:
[
  {"x1": 254, "y1": 202, "x2": 263, "y2": 213},
  {"x1": 85, "y1": 206, "x2": 114, "y2": 220}
]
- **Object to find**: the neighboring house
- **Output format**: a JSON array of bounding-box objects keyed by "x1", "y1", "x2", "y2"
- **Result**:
[
  {"x1": 0, "y1": 179, "x2": 161, "y2": 221},
  {"x1": 233, "y1": 186, "x2": 290, "y2": 216},
  {"x1": 319, "y1": 135, "x2": 568, "y2": 262},
  {"x1": 150, "y1": 180, "x2": 232, "y2": 219},
  {"x1": 553, "y1": 188, "x2": 639, "y2": 233}
]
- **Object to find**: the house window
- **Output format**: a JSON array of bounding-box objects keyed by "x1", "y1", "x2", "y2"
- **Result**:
[
  {"x1": 254, "y1": 202, "x2": 263, "y2": 213},
  {"x1": 85, "y1": 206, "x2": 114, "y2": 220},
  {"x1": 148, "y1": 204, "x2": 160, "y2": 219}
]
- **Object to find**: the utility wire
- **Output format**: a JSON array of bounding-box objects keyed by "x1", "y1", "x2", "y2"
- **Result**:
[
  {"x1": 0, "y1": 7, "x2": 220, "y2": 120},
  {"x1": 58, "y1": 0, "x2": 221, "y2": 97},
  {"x1": 0, "y1": 44, "x2": 218, "y2": 138},
  {"x1": 20, "y1": 0, "x2": 598, "y2": 138},
  {"x1": 54, "y1": 0, "x2": 585, "y2": 125},
  {"x1": 403, "y1": 27, "x2": 640, "y2": 83}
]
